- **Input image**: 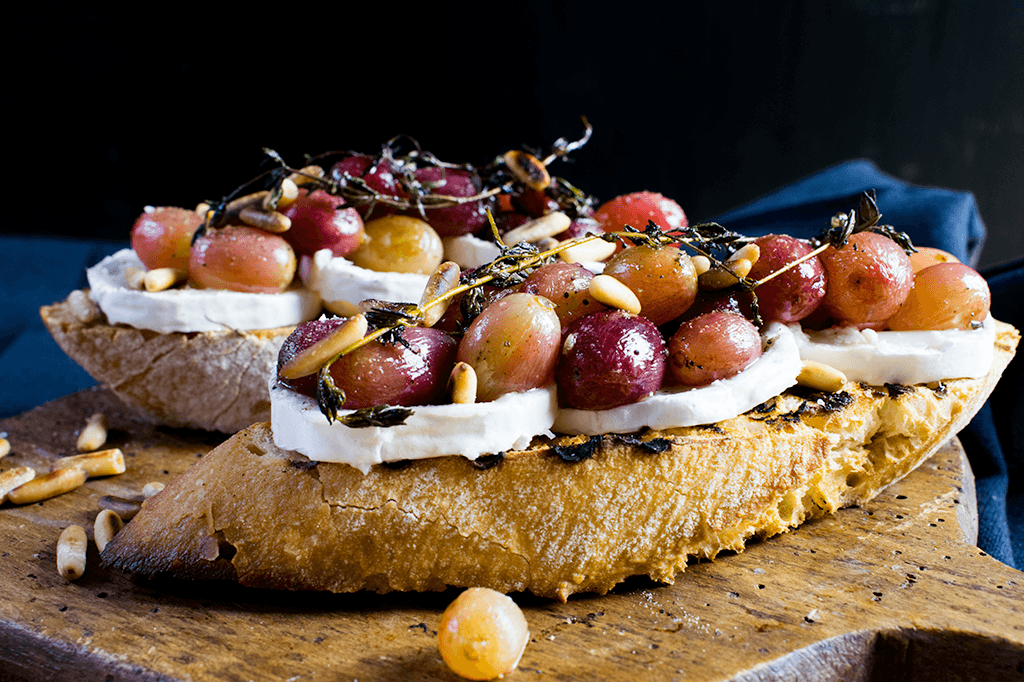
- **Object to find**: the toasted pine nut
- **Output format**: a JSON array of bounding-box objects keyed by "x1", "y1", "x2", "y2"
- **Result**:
[
  {"x1": 76, "y1": 413, "x2": 108, "y2": 452},
  {"x1": 503, "y1": 150, "x2": 551, "y2": 190},
  {"x1": 699, "y1": 258, "x2": 753, "y2": 290},
  {"x1": 728, "y1": 243, "x2": 761, "y2": 267},
  {"x1": 0, "y1": 437, "x2": 9, "y2": 459},
  {"x1": 323, "y1": 299, "x2": 360, "y2": 317},
  {"x1": 420, "y1": 261, "x2": 462, "y2": 327},
  {"x1": 124, "y1": 267, "x2": 146, "y2": 290},
  {"x1": 263, "y1": 177, "x2": 300, "y2": 211},
  {"x1": 558, "y1": 237, "x2": 617, "y2": 264},
  {"x1": 239, "y1": 206, "x2": 292, "y2": 233},
  {"x1": 0, "y1": 466, "x2": 35, "y2": 504},
  {"x1": 797, "y1": 361, "x2": 847, "y2": 393},
  {"x1": 223, "y1": 190, "x2": 271, "y2": 218},
  {"x1": 196, "y1": 202, "x2": 211, "y2": 216},
  {"x1": 502, "y1": 212, "x2": 571, "y2": 246},
  {"x1": 7, "y1": 467, "x2": 87, "y2": 505},
  {"x1": 144, "y1": 268, "x2": 187, "y2": 293},
  {"x1": 535, "y1": 236, "x2": 560, "y2": 252},
  {"x1": 279, "y1": 314, "x2": 369, "y2": 380},
  {"x1": 690, "y1": 255, "x2": 712, "y2": 276},
  {"x1": 98, "y1": 495, "x2": 143, "y2": 520},
  {"x1": 449, "y1": 362, "x2": 477, "y2": 404},
  {"x1": 52, "y1": 448, "x2": 125, "y2": 478},
  {"x1": 93, "y1": 509, "x2": 123, "y2": 552},
  {"x1": 57, "y1": 525, "x2": 88, "y2": 580},
  {"x1": 67, "y1": 289, "x2": 102, "y2": 323},
  {"x1": 141, "y1": 481, "x2": 165, "y2": 499},
  {"x1": 287, "y1": 165, "x2": 325, "y2": 187},
  {"x1": 588, "y1": 275, "x2": 642, "y2": 315}
]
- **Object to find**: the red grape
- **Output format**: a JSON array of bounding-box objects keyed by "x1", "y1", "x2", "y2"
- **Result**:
[
  {"x1": 189, "y1": 224, "x2": 296, "y2": 293},
  {"x1": 520, "y1": 262, "x2": 609, "y2": 330},
  {"x1": 594, "y1": 191, "x2": 687, "y2": 245},
  {"x1": 409, "y1": 167, "x2": 496, "y2": 238},
  {"x1": 130, "y1": 206, "x2": 203, "y2": 271},
  {"x1": 818, "y1": 232, "x2": 913, "y2": 327},
  {"x1": 556, "y1": 310, "x2": 666, "y2": 410},
  {"x1": 329, "y1": 153, "x2": 406, "y2": 218},
  {"x1": 747, "y1": 234, "x2": 826, "y2": 323},
  {"x1": 886, "y1": 262, "x2": 991, "y2": 331},
  {"x1": 667, "y1": 312, "x2": 762, "y2": 386},
  {"x1": 280, "y1": 189, "x2": 364, "y2": 257}
]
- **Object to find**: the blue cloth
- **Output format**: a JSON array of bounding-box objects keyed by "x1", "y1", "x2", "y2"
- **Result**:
[{"x1": 4, "y1": 161, "x2": 1020, "y2": 567}]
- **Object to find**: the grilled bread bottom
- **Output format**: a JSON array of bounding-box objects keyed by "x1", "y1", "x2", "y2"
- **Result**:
[{"x1": 101, "y1": 321, "x2": 1019, "y2": 600}]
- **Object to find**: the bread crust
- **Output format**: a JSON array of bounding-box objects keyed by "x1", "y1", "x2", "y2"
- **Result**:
[
  {"x1": 41, "y1": 294, "x2": 293, "y2": 433},
  {"x1": 101, "y1": 321, "x2": 1019, "y2": 600}
]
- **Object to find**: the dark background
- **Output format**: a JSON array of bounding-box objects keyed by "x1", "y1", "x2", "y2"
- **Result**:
[{"x1": 9, "y1": 1, "x2": 1023, "y2": 268}]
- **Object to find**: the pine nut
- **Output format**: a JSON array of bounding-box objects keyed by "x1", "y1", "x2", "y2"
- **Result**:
[
  {"x1": 699, "y1": 258, "x2": 753, "y2": 290},
  {"x1": 503, "y1": 150, "x2": 551, "y2": 190},
  {"x1": 93, "y1": 509, "x2": 123, "y2": 552},
  {"x1": 76, "y1": 413, "x2": 108, "y2": 452},
  {"x1": 52, "y1": 448, "x2": 125, "y2": 477},
  {"x1": 690, "y1": 255, "x2": 711, "y2": 276},
  {"x1": 0, "y1": 466, "x2": 35, "y2": 504},
  {"x1": 449, "y1": 362, "x2": 477, "y2": 404},
  {"x1": 57, "y1": 525, "x2": 88, "y2": 580},
  {"x1": 420, "y1": 261, "x2": 462, "y2": 327},
  {"x1": 141, "y1": 481, "x2": 165, "y2": 499},
  {"x1": 558, "y1": 237, "x2": 617, "y2": 264},
  {"x1": 588, "y1": 275, "x2": 642, "y2": 314},
  {"x1": 239, "y1": 206, "x2": 292, "y2": 233},
  {"x1": 124, "y1": 267, "x2": 146, "y2": 290},
  {"x1": 287, "y1": 165, "x2": 325, "y2": 187},
  {"x1": 728, "y1": 243, "x2": 761, "y2": 267},
  {"x1": 98, "y1": 495, "x2": 143, "y2": 520},
  {"x1": 279, "y1": 314, "x2": 369, "y2": 380},
  {"x1": 144, "y1": 268, "x2": 187, "y2": 293},
  {"x1": 323, "y1": 299, "x2": 360, "y2": 317},
  {"x1": 263, "y1": 177, "x2": 300, "y2": 210},
  {"x1": 7, "y1": 467, "x2": 87, "y2": 505},
  {"x1": 502, "y1": 212, "x2": 571, "y2": 246},
  {"x1": 797, "y1": 361, "x2": 847, "y2": 393},
  {"x1": 196, "y1": 202, "x2": 211, "y2": 216},
  {"x1": 0, "y1": 437, "x2": 9, "y2": 459},
  {"x1": 68, "y1": 289, "x2": 102, "y2": 323}
]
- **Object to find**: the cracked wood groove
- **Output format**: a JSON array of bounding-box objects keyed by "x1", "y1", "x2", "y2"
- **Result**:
[{"x1": 1, "y1": 388, "x2": 1022, "y2": 681}]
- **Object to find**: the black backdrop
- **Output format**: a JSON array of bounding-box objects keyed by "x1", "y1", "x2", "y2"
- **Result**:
[{"x1": 10, "y1": 1, "x2": 1023, "y2": 268}]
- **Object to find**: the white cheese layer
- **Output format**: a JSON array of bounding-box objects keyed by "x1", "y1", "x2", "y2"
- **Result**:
[
  {"x1": 87, "y1": 249, "x2": 321, "y2": 333},
  {"x1": 270, "y1": 381, "x2": 558, "y2": 473},
  {"x1": 553, "y1": 322, "x2": 802, "y2": 435},
  {"x1": 303, "y1": 249, "x2": 430, "y2": 307},
  {"x1": 791, "y1": 317, "x2": 994, "y2": 385},
  {"x1": 443, "y1": 234, "x2": 500, "y2": 270}
]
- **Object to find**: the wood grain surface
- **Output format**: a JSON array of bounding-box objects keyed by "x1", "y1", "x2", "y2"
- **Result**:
[{"x1": 1, "y1": 388, "x2": 1022, "y2": 682}]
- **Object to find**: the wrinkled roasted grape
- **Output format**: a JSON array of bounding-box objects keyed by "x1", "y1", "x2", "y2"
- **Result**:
[
  {"x1": 457, "y1": 293, "x2": 561, "y2": 402},
  {"x1": 348, "y1": 215, "x2": 443, "y2": 274},
  {"x1": 909, "y1": 246, "x2": 960, "y2": 273},
  {"x1": 556, "y1": 310, "x2": 666, "y2": 410},
  {"x1": 410, "y1": 167, "x2": 496, "y2": 238},
  {"x1": 521, "y1": 262, "x2": 608, "y2": 329},
  {"x1": 668, "y1": 312, "x2": 762, "y2": 387},
  {"x1": 329, "y1": 153, "x2": 405, "y2": 218},
  {"x1": 131, "y1": 206, "x2": 203, "y2": 271},
  {"x1": 819, "y1": 232, "x2": 913, "y2": 327},
  {"x1": 595, "y1": 191, "x2": 687, "y2": 245},
  {"x1": 280, "y1": 189, "x2": 364, "y2": 257},
  {"x1": 438, "y1": 588, "x2": 529, "y2": 681},
  {"x1": 748, "y1": 234, "x2": 826, "y2": 323},
  {"x1": 602, "y1": 245, "x2": 698, "y2": 325},
  {"x1": 886, "y1": 262, "x2": 991, "y2": 331},
  {"x1": 189, "y1": 224, "x2": 296, "y2": 293},
  {"x1": 279, "y1": 319, "x2": 457, "y2": 407}
]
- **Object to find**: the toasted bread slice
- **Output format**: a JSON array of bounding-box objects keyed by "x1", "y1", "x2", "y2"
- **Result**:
[
  {"x1": 41, "y1": 294, "x2": 293, "y2": 434},
  {"x1": 101, "y1": 321, "x2": 1019, "y2": 600}
]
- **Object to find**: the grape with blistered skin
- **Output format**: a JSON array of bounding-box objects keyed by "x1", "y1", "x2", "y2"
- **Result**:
[
  {"x1": 189, "y1": 224, "x2": 296, "y2": 293},
  {"x1": 818, "y1": 232, "x2": 913, "y2": 327},
  {"x1": 886, "y1": 262, "x2": 990, "y2": 331},
  {"x1": 668, "y1": 312, "x2": 762, "y2": 386}
]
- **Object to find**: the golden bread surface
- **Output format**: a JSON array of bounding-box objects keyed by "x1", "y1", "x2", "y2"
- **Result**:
[
  {"x1": 102, "y1": 321, "x2": 1019, "y2": 600},
  {"x1": 41, "y1": 294, "x2": 293, "y2": 433}
]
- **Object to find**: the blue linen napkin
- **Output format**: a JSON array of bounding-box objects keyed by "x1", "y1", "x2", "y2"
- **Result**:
[{"x1": 3, "y1": 160, "x2": 1020, "y2": 567}]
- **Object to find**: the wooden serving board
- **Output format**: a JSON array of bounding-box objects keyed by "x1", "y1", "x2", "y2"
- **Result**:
[{"x1": 1, "y1": 389, "x2": 1022, "y2": 682}]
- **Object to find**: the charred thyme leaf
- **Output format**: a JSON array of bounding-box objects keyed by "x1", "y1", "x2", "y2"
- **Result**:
[
  {"x1": 316, "y1": 368, "x2": 346, "y2": 424},
  {"x1": 884, "y1": 383, "x2": 914, "y2": 399},
  {"x1": 551, "y1": 436, "x2": 601, "y2": 463},
  {"x1": 338, "y1": 405, "x2": 415, "y2": 428},
  {"x1": 613, "y1": 432, "x2": 671, "y2": 453},
  {"x1": 472, "y1": 452, "x2": 506, "y2": 470}
]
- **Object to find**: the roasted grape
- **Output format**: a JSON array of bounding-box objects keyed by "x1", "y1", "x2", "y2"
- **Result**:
[
  {"x1": 438, "y1": 588, "x2": 529, "y2": 681},
  {"x1": 280, "y1": 189, "x2": 364, "y2": 257},
  {"x1": 189, "y1": 224, "x2": 296, "y2": 293},
  {"x1": 348, "y1": 215, "x2": 443, "y2": 274},
  {"x1": 556, "y1": 310, "x2": 666, "y2": 410},
  {"x1": 668, "y1": 312, "x2": 762, "y2": 386},
  {"x1": 457, "y1": 293, "x2": 561, "y2": 402},
  {"x1": 886, "y1": 262, "x2": 991, "y2": 331},
  {"x1": 818, "y1": 232, "x2": 913, "y2": 327},
  {"x1": 410, "y1": 167, "x2": 495, "y2": 237},
  {"x1": 130, "y1": 206, "x2": 203, "y2": 271},
  {"x1": 748, "y1": 234, "x2": 826, "y2": 323},
  {"x1": 594, "y1": 191, "x2": 687, "y2": 244},
  {"x1": 909, "y1": 246, "x2": 960, "y2": 273},
  {"x1": 329, "y1": 153, "x2": 405, "y2": 218},
  {"x1": 521, "y1": 262, "x2": 609, "y2": 329},
  {"x1": 602, "y1": 245, "x2": 698, "y2": 325}
]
